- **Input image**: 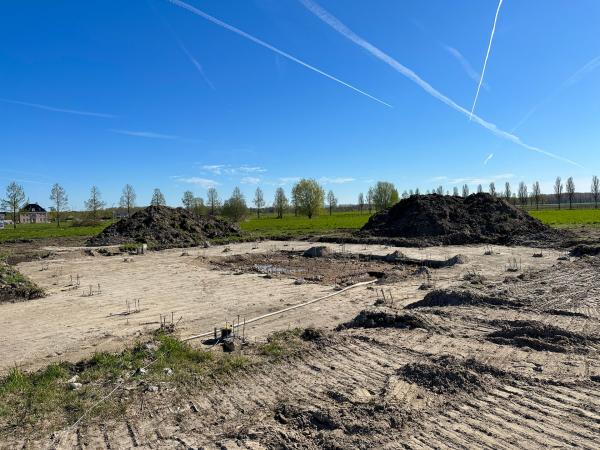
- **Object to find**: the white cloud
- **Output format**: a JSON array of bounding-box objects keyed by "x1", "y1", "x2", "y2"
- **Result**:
[
  {"x1": 241, "y1": 176, "x2": 261, "y2": 184},
  {"x1": 201, "y1": 165, "x2": 227, "y2": 175},
  {"x1": 201, "y1": 164, "x2": 267, "y2": 175},
  {"x1": 319, "y1": 177, "x2": 356, "y2": 184},
  {"x1": 276, "y1": 177, "x2": 301, "y2": 185},
  {"x1": 238, "y1": 166, "x2": 267, "y2": 174},
  {"x1": 174, "y1": 176, "x2": 220, "y2": 188}
]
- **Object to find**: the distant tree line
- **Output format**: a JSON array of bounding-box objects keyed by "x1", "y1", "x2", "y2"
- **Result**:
[{"x1": 3, "y1": 175, "x2": 600, "y2": 228}]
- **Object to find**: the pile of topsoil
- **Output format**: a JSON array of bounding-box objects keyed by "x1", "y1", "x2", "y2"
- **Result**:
[
  {"x1": 360, "y1": 193, "x2": 562, "y2": 246},
  {"x1": 87, "y1": 206, "x2": 240, "y2": 249},
  {"x1": 0, "y1": 263, "x2": 44, "y2": 303}
]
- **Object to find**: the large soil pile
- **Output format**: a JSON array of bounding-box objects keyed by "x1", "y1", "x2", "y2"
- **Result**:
[
  {"x1": 360, "y1": 193, "x2": 561, "y2": 246},
  {"x1": 87, "y1": 206, "x2": 240, "y2": 249}
]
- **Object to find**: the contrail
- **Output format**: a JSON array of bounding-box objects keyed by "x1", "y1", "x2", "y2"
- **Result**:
[
  {"x1": 470, "y1": 0, "x2": 504, "y2": 119},
  {"x1": 149, "y1": 1, "x2": 216, "y2": 90},
  {"x1": 483, "y1": 153, "x2": 494, "y2": 165},
  {"x1": 444, "y1": 45, "x2": 489, "y2": 90},
  {"x1": 175, "y1": 40, "x2": 216, "y2": 90},
  {"x1": 299, "y1": 0, "x2": 581, "y2": 167},
  {"x1": 564, "y1": 55, "x2": 600, "y2": 87},
  {"x1": 0, "y1": 98, "x2": 116, "y2": 118},
  {"x1": 167, "y1": 0, "x2": 392, "y2": 108},
  {"x1": 512, "y1": 54, "x2": 600, "y2": 132}
]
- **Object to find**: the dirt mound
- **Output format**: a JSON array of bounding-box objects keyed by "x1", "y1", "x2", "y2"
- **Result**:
[
  {"x1": 0, "y1": 263, "x2": 44, "y2": 303},
  {"x1": 338, "y1": 308, "x2": 439, "y2": 332},
  {"x1": 360, "y1": 193, "x2": 561, "y2": 246},
  {"x1": 405, "y1": 288, "x2": 520, "y2": 309},
  {"x1": 86, "y1": 206, "x2": 240, "y2": 249},
  {"x1": 398, "y1": 355, "x2": 507, "y2": 394},
  {"x1": 300, "y1": 327, "x2": 328, "y2": 342},
  {"x1": 270, "y1": 401, "x2": 408, "y2": 449},
  {"x1": 569, "y1": 244, "x2": 600, "y2": 257},
  {"x1": 302, "y1": 246, "x2": 331, "y2": 258},
  {"x1": 487, "y1": 320, "x2": 596, "y2": 353}
]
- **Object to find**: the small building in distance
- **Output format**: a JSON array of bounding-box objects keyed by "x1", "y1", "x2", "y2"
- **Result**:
[{"x1": 19, "y1": 203, "x2": 50, "y2": 224}]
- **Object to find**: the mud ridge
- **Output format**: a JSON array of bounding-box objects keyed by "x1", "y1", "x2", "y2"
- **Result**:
[
  {"x1": 569, "y1": 244, "x2": 600, "y2": 257},
  {"x1": 405, "y1": 288, "x2": 520, "y2": 309},
  {"x1": 398, "y1": 355, "x2": 508, "y2": 395},
  {"x1": 487, "y1": 319, "x2": 597, "y2": 353},
  {"x1": 338, "y1": 307, "x2": 440, "y2": 332}
]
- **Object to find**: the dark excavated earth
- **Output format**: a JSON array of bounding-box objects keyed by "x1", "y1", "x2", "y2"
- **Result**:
[
  {"x1": 359, "y1": 193, "x2": 564, "y2": 246},
  {"x1": 87, "y1": 205, "x2": 240, "y2": 249}
]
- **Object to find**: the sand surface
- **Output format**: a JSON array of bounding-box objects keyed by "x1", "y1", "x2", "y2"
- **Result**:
[
  {"x1": 4, "y1": 241, "x2": 600, "y2": 449},
  {"x1": 2, "y1": 241, "x2": 561, "y2": 373}
]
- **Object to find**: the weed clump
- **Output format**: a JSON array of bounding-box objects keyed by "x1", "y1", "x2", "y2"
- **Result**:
[
  {"x1": 258, "y1": 329, "x2": 305, "y2": 358},
  {"x1": 0, "y1": 332, "x2": 253, "y2": 438}
]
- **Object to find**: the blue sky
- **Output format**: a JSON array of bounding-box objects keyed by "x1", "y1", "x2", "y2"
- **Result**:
[{"x1": 1, "y1": 0, "x2": 599, "y2": 209}]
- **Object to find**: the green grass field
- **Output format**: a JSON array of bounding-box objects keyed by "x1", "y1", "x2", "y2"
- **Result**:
[
  {"x1": 0, "y1": 220, "x2": 111, "y2": 242},
  {"x1": 2, "y1": 209, "x2": 600, "y2": 243},
  {"x1": 240, "y1": 211, "x2": 370, "y2": 238},
  {"x1": 528, "y1": 209, "x2": 600, "y2": 227}
]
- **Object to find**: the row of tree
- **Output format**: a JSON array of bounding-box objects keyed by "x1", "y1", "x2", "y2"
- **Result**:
[
  {"x1": 3, "y1": 176, "x2": 600, "y2": 228},
  {"x1": 412, "y1": 176, "x2": 600, "y2": 210}
]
